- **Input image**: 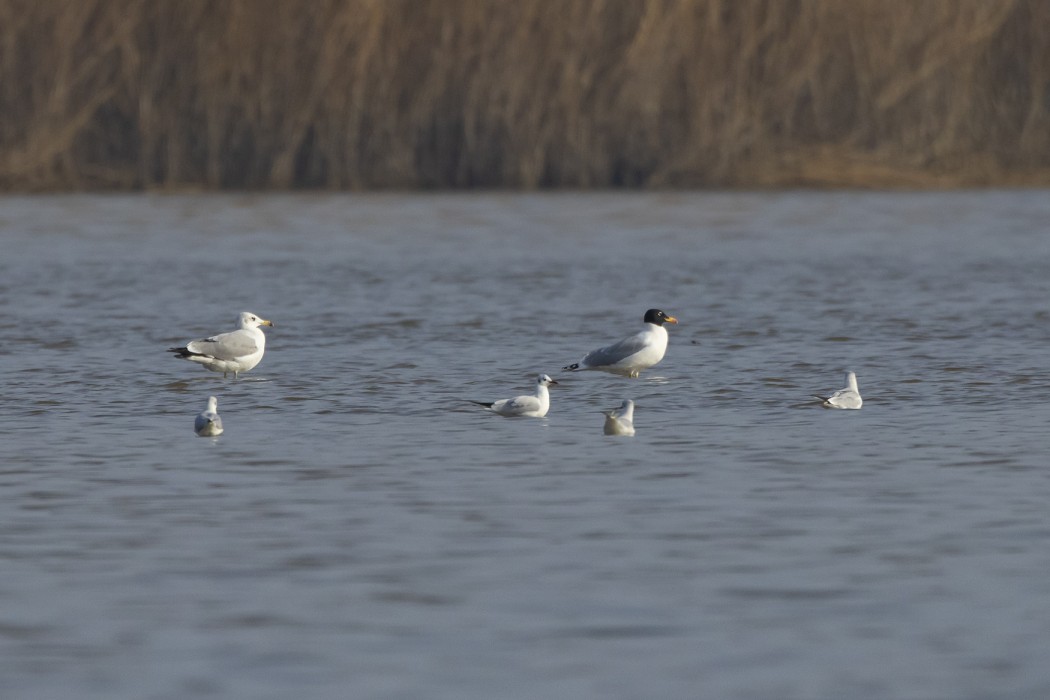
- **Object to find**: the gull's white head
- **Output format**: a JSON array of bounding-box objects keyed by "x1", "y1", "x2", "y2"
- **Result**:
[
  {"x1": 206, "y1": 396, "x2": 218, "y2": 412},
  {"x1": 537, "y1": 374, "x2": 559, "y2": 387},
  {"x1": 603, "y1": 399, "x2": 635, "y2": 418},
  {"x1": 238, "y1": 312, "x2": 275, "y2": 330},
  {"x1": 845, "y1": 371, "x2": 858, "y2": 390}
]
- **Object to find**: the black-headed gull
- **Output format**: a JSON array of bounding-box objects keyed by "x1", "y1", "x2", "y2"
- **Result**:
[
  {"x1": 170, "y1": 312, "x2": 274, "y2": 378},
  {"x1": 564, "y1": 309, "x2": 678, "y2": 378},
  {"x1": 471, "y1": 374, "x2": 559, "y2": 417}
]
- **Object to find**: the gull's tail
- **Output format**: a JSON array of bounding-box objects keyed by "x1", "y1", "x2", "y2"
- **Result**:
[
  {"x1": 468, "y1": 400, "x2": 494, "y2": 409},
  {"x1": 563, "y1": 363, "x2": 581, "y2": 371}
]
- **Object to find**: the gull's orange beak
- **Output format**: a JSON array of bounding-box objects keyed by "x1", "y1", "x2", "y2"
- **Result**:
[{"x1": 665, "y1": 315, "x2": 678, "y2": 324}]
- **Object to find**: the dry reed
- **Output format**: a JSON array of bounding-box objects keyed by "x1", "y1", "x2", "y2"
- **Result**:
[{"x1": 1, "y1": 0, "x2": 1048, "y2": 190}]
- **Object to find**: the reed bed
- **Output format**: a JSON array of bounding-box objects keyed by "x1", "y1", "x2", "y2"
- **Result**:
[{"x1": 1, "y1": 0, "x2": 1048, "y2": 190}]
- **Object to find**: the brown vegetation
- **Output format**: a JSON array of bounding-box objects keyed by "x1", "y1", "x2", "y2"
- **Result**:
[{"x1": 1, "y1": 0, "x2": 1048, "y2": 190}]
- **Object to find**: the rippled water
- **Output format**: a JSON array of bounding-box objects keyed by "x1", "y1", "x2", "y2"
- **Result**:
[{"x1": 2, "y1": 192, "x2": 1050, "y2": 699}]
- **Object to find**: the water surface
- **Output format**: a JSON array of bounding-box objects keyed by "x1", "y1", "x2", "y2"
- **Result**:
[{"x1": 1, "y1": 192, "x2": 1049, "y2": 699}]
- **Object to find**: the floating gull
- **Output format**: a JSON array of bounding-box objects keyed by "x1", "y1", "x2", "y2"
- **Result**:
[
  {"x1": 194, "y1": 396, "x2": 224, "y2": 436},
  {"x1": 565, "y1": 309, "x2": 678, "y2": 378},
  {"x1": 813, "y1": 371, "x2": 863, "y2": 409},
  {"x1": 170, "y1": 312, "x2": 274, "y2": 378},
  {"x1": 471, "y1": 374, "x2": 559, "y2": 417},
  {"x1": 602, "y1": 399, "x2": 636, "y2": 436}
]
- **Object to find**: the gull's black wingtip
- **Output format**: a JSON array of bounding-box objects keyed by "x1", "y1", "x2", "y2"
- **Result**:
[
  {"x1": 170, "y1": 346, "x2": 208, "y2": 359},
  {"x1": 564, "y1": 363, "x2": 580, "y2": 372}
]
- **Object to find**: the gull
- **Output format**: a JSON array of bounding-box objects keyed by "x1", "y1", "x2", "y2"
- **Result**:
[
  {"x1": 169, "y1": 312, "x2": 274, "y2": 378},
  {"x1": 470, "y1": 374, "x2": 559, "y2": 417},
  {"x1": 564, "y1": 309, "x2": 678, "y2": 378},
  {"x1": 813, "y1": 371, "x2": 863, "y2": 409},
  {"x1": 195, "y1": 396, "x2": 224, "y2": 437},
  {"x1": 601, "y1": 399, "x2": 636, "y2": 436}
]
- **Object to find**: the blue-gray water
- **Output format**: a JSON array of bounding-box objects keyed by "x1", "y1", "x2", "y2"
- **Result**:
[{"x1": 2, "y1": 192, "x2": 1049, "y2": 699}]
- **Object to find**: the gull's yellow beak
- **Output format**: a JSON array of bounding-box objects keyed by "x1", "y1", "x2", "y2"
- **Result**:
[
  {"x1": 665, "y1": 315, "x2": 678, "y2": 324},
  {"x1": 262, "y1": 319, "x2": 275, "y2": 328}
]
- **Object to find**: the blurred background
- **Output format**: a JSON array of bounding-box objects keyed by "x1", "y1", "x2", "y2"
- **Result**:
[{"x1": 2, "y1": 0, "x2": 1048, "y2": 191}]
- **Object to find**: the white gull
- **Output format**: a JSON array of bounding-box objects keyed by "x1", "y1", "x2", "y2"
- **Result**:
[
  {"x1": 813, "y1": 371, "x2": 863, "y2": 409},
  {"x1": 602, "y1": 399, "x2": 636, "y2": 436},
  {"x1": 194, "y1": 396, "x2": 224, "y2": 436},
  {"x1": 471, "y1": 374, "x2": 559, "y2": 417},
  {"x1": 170, "y1": 311, "x2": 274, "y2": 378}
]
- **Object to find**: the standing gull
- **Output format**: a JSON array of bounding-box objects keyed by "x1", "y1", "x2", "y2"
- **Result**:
[
  {"x1": 565, "y1": 309, "x2": 678, "y2": 378},
  {"x1": 813, "y1": 371, "x2": 863, "y2": 409},
  {"x1": 470, "y1": 374, "x2": 559, "y2": 417},
  {"x1": 170, "y1": 312, "x2": 274, "y2": 378},
  {"x1": 195, "y1": 396, "x2": 224, "y2": 436},
  {"x1": 602, "y1": 399, "x2": 636, "y2": 436}
]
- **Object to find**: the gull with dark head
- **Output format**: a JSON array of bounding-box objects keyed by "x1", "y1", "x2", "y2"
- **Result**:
[
  {"x1": 170, "y1": 311, "x2": 274, "y2": 378},
  {"x1": 813, "y1": 371, "x2": 863, "y2": 409},
  {"x1": 565, "y1": 309, "x2": 678, "y2": 378},
  {"x1": 470, "y1": 374, "x2": 559, "y2": 417}
]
